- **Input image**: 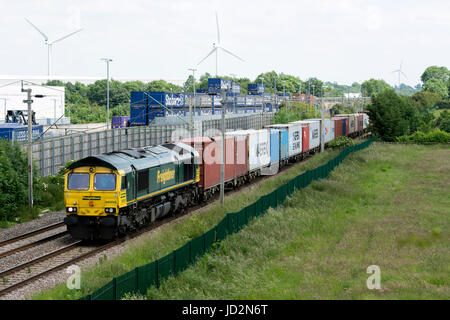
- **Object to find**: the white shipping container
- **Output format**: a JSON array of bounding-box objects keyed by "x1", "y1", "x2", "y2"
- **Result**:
[
  {"x1": 266, "y1": 123, "x2": 302, "y2": 157},
  {"x1": 362, "y1": 114, "x2": 369, "y2": 129},
  {"x1": 305, "y1": 118, "x2": 335, "y2": 144},
  {"x1": 292, "y1": 120, "x2": 321, "y2": 149},
  {"x1": 348, "y1": 115, "x2": 356, "y2": 134},
  {"x1": 226, "y1": 129, "x2": 271, "y2": 172}
]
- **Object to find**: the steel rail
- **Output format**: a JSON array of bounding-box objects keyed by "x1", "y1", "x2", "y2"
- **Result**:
[{"x1": 0, "y1": 222, "x2": 66, "y2": 247}]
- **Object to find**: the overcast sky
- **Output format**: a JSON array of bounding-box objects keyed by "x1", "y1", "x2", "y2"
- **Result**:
[{"x1": 0, "y1": 0, "x2": 448, "y2": 87}]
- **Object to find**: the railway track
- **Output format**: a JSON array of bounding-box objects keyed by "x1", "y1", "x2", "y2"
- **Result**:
[
  {"x1": 0, "y1": 223, "x2": 69, "y2": 259},
  {"x1": 0, "y1": 137, "x2": 370, "y2": 299},
  {"x1": 0, "y1": 212, "x2": 191, "y2": 298}
]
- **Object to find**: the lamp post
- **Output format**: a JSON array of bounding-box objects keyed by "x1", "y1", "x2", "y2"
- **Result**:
[{"x1": 101, "y1": 58, "x2": 113, "y2": 130}]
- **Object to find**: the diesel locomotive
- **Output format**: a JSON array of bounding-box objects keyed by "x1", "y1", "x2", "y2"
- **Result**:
[{"x1": 64, "y1": 142, "x2": 200, "y2": 240}]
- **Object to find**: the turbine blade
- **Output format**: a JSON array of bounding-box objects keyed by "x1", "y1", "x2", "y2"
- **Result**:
[
  {"x1": 197, "y1": 48, "x2": 217, "y2": 65},
  {"x1": 50, "y1": 28, "x2": 83, "y2": 44},
  {"x1": 400, "y1": 70, "x2": 407, "y2": 79},
  {"x1": 25, "y1": 18, "x2": 48, "y2": 41},
  {"x1": 220, "y1": 47, "x2": 245, "y2": 62},
  {"x1": 215, "y1": 11, "x2": 221, "y2": 44}
]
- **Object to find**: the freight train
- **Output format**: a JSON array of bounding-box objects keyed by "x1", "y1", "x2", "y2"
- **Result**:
[{"x1": 64, "y1": 113, "x2": 369, "y2": 240}]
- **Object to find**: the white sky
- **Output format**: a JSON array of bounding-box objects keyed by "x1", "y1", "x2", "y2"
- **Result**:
[{"x1": 0, "y1": 0, "x2": 449, "y2": 87}]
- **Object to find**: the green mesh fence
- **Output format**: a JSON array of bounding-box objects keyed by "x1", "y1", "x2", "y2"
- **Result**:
[{"x1": 81, "y1": 137, "x2": 374, "y2": 300}]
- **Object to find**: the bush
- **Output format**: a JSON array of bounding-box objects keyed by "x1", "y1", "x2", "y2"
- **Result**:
[
  {"x1": 0, "y1": 139, "x2": 66, "y2": 225},
  {"x1": 271, "y1": 102, "x2": 320, "y2": 124},
  {"x1": 396, "y1": 129, "x2": 450, "y2": 144},
  {"x1": 327, "y1": 136, "x2": 355, "y2": 149}
]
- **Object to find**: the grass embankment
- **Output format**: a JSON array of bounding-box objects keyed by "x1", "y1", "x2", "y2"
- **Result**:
[
  {"x1": 143, "y1": 143, "x2": 449, "y2": 299},
  {"x1": 33, "y1": 144, "x2": 342, "y2": 300}
]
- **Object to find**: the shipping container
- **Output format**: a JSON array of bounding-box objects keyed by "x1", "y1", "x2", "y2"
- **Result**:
[
  {"x1": 303, "y1": 118, "x2": 335, "y2": 144},
  {"x1": 292, "y1": 120, "x2": 321, "y2": 150},
  {"x1": 130, "y1": 91, "x2": 147, "y2": 126},
  {"x1": 269, "y1": 129, "x2": 280, "y2": 166},
  {"x1": 279, "y1": 128, "x2": 289, "y2": 161},
  {"x1": 0, "y1": 124, "x2": 43, "y2": 142},
  {"x1": 332, "y1": 117, "x2": 345, "y2": 138},
  {"x1": 226, "y1": 129, "x2": 270, "y2": 172},
  {"x1": 357, "y1": 114, "x2": 363, "y2": 132},
  {"x1": 208, "y1": 78, "x2": 232, "y2": 94},
  {"x1": 111, "y1": 116, "x2": 130, "y2": 128},
  {"x1": 362, "y1": 113, "x2": 369, "y2": 129},
  {"x1": 180, "y1": 136, "x2": 239, "y2": 191},
  {"x1": 247, "y1": 83, "x2": 265, "y2": 95},
  {"x1": 301, "y1": 126, "x2": 309, "y2": 152},
  {"x1": 266, "y1": 123, "x2": 302, "y2": 158},
  {"x1": 231, "y1": 82, "x2": 241, "y2": 95}
]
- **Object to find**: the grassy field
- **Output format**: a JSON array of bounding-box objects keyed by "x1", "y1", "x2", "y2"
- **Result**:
[
  {"x1": 33, "y1": 142, "x2": 342, "y2": 300},
  {"x1": 139, "y1": 142, "x2": 449, "y2": 300}
]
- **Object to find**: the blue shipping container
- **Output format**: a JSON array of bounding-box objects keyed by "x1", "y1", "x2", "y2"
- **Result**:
[
  {"x1": 208, "y1": 78, "x2": 232, "y2": 94},
  {"x1": 130, "y1": 91, "x2": 147, "y2": 126},
  {"x1": 279, "y1": 128, "x2": 289, "y2": 161},
  {"x1": 0, "y1": 124, "x2": 43, "y2": 142},
  {"x1": 111, "y1": 116, "x2": 130, "y2": 128},
  {"x1": 269, "y1": 129, "x2": 280, "y2": 165},
  {"x1": 248, "y1": 83, "x2": 265, "y2": 95}
]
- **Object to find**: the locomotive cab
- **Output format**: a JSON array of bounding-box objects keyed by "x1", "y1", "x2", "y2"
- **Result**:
[{"x1": 63, "y1": 155, "x2": 130, "y2": 240}]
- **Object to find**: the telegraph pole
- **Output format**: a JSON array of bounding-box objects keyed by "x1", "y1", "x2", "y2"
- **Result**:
[
  {"x1": 188, "y1": 68, "x2": 197, "y2": 138},
  {"x1": 320, "y1": 89, "x2": 325, "y2": 153},
  {"x1": 220, "y1": 90, "x2": 226, "y2": 205},
  {"x1": 21, "y1": 86, "x2": 35, "y2": 209}
]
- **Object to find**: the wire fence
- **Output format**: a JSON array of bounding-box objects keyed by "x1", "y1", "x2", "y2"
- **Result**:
[
  {"x1": 80, "y1": 137, "x2": 375, "y2": 300},
  {"x1": 23, "y1": 113, "x2": 274, "y2": 177}
]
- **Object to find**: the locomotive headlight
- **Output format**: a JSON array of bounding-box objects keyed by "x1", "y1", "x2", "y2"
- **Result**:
[
  {"x1": 105, "y1": 208, "x2": 116, "y2": 214},
  {"x1": 66, "y1": 207, "x2": 77, "y2": 213},
  {"x1": 68, "y1": 207, "x2": 73, "y2": 212}
]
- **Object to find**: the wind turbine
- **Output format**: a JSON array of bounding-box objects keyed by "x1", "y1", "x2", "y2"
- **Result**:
[
  {"x1": 197, "y1": 12, "x2": 244, "y2": 76},
  {"x1": 391, "y1": 60, "x2": 407, "y2": 88},
  {"x1": 25, "y1": 18, "x2": 83, "y2": 77}
]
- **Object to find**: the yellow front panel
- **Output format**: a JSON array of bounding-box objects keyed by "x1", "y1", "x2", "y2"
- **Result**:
[{"x1": 64, "y1": 166, "x2": 121, "y2": 216}]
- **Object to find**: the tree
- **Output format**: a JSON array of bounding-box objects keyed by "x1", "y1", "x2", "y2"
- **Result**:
[
  {"x1": 423, "y1": 78, "x2": 449, "y2": 99},
  {"x1": 367, "y1": 89, "x2": 420, "y2": 141},
  {"x1": 420, "y1": 66, "x2": 449, "y2": 84},
  {"x1": 411, "y1": 91, "x2": 442, "y2": 111},
  {"x1": 361, "y1": 79, "x2": 392, "y2": 97}
]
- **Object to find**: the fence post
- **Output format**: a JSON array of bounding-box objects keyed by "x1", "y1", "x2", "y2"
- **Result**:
[{"x1": 112, "y1": 277, "x2": 117, "y2": 300}]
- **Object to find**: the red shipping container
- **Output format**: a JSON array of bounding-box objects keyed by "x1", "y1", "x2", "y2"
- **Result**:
[
  {"x1": 181, "y1": 136, "x2": 244, "y2": 191},
  {"x1": 302, "y1": 126, "x2": 309, "y2": 152},
  {"x1": 332, "y1": 117, "x2": 344, "y2": 137},
  {"x1": 335, "y1": 116, "x2": 350, "y2": 135}
]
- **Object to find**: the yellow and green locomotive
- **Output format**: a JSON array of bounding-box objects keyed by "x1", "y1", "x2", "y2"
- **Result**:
[{"x1": 64, "y1": 142, "x2": 200, "y2": 240}]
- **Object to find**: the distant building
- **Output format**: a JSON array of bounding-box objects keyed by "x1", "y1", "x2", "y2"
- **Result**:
[
  {"x1": 344, "y1": 93, "x2": 361, "y2": 99},
  {"x1": 0, "y1": 84, "x2": 66, "y2": 125}
]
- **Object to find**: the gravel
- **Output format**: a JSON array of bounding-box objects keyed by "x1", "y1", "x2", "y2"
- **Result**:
[{"x1": 0, "y1": 211, "x2": 66, "y2": 242}]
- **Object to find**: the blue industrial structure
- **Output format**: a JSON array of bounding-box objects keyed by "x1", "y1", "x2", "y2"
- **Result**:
[
  {"x1": 128, "y1": 78, "x2": 289, "y2": 126},
  {"x1": 0, "y1": 124, "x2": 43, "y2": 142}
]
